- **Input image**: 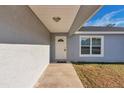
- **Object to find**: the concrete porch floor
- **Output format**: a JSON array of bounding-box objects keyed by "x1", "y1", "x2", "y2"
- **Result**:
[{"x1": 35, "y1": 63, "x2": 83, "y2": 88}]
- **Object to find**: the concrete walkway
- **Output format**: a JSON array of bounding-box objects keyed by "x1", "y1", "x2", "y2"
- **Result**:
[{"x1": 35, "y1": 63, "x2": 83, "y2": 88}]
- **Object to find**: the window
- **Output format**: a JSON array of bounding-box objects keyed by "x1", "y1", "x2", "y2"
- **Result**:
[
  {"x1": 80, "y1": 36, "x2": 104, "y2": 57},
  {"x1": 58, "y1": 39, "x2": 64, "y2": 42}
]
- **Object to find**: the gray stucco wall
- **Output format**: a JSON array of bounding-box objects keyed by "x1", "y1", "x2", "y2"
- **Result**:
[
  {"x1": 51, "y1": 33, "x2": 124, "y2": 62},
  {"x1": 0, "y1": 6, "x2": 50, "y2": 87}
]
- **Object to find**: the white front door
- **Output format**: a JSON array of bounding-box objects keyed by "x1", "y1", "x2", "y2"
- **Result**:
[{"x1": 55, "y1": 36, "x2": 67, "y2": 60}]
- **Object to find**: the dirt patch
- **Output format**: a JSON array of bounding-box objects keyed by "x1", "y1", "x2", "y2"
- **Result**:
[{"x1": 73, "y1": 64, "x2": 124, "y2": 88}]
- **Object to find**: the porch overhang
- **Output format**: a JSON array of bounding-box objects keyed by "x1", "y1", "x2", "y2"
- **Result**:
[
  {"x1": 29, "y1": 5, "x2": 102, "y2": 35},
  {"x1": 68, "y1": 5, "x2": 102, "y2": 36},
  {"x1": 29, "y1": 5, "x2": 80, "y2": 33}
]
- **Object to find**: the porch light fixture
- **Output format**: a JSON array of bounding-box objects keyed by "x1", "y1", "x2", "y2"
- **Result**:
[{"x1": 52, "y1": 17, "x2": 61, "y2": 22}]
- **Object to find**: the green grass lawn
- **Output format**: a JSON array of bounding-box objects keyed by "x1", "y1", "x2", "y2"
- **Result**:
[{"x1": 73, "y1": 63, "x2": 124, "y2": 88}]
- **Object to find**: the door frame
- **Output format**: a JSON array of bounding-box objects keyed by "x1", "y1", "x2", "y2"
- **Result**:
[{"x1": 55, "y1": 36, "x2": 67, "y2": 60}]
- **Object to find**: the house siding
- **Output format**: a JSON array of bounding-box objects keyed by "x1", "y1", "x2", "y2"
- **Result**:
[
  {"x1": 51, "y1": 33, "x2": 124, "y2": 62},
  {"x1": 0, "y1": 6, "x2": 50, "y2": 87},
  {"x1": 68, "y1": 34, "x2": 124, "y2": 62}
]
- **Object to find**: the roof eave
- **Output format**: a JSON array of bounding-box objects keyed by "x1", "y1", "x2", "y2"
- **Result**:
[{"x1": 68, "y1": 5, "x2": 102, "y2": 36}]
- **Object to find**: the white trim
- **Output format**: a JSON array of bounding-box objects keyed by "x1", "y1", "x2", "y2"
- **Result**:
[
  {"x1": 75, "y1": 31, "x2": 124, "y2": 34},
  {"x1": 79, "y1": 35, "x2": 104, "y2": 57}
]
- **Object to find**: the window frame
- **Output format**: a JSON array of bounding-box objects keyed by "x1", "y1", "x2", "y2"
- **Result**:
[{"x1": 79, "y1": 35, "x2": 104, "y2": 57}]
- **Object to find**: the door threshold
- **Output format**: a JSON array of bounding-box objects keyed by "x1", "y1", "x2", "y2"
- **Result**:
[{"x1": 57, "y1": 61, "x2": 67, "y2": 63}]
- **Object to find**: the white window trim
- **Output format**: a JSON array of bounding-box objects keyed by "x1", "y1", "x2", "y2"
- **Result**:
[{"x1": 79, "y1": 35, "x2": 104, "y2": 57}]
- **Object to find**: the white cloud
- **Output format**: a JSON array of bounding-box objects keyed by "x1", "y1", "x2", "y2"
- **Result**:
[{"x1": 84, "y1": 9, "x2": 124, "y2": 27}]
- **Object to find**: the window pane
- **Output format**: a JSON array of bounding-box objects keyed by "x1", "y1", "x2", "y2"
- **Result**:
[
  {"x1": 81, "y1": 38, "x2": 90, "y2": 46},
  {"x1": 81, "y1": 46, "x2": 90, "y2": 54},
  {"x1": 92, "y1": 37, "x2": 101, "y2": 54},
  {"x1": 92, "y1": 38, "x2": 101, "y2": 46},
  {"x1": 92, "y1": 47, "x2": 101, "y2": 54}
]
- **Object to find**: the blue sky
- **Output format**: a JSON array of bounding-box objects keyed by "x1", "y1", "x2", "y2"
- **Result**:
[{"x1": 84, "y1": 5, "x2": 124, "y2": 27}]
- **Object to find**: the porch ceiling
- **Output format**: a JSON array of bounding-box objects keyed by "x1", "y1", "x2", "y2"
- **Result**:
[
  {"x1": 29, "y1": 5, "x2": 101, "y2": 33},
  {"x1": 29, "y1": 5, "x2": 80, "y2": 33}
]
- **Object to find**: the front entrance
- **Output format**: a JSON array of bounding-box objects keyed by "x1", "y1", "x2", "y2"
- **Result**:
[{"x1": 55, "y1": 36, "x2": 67, "y2": 60}]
